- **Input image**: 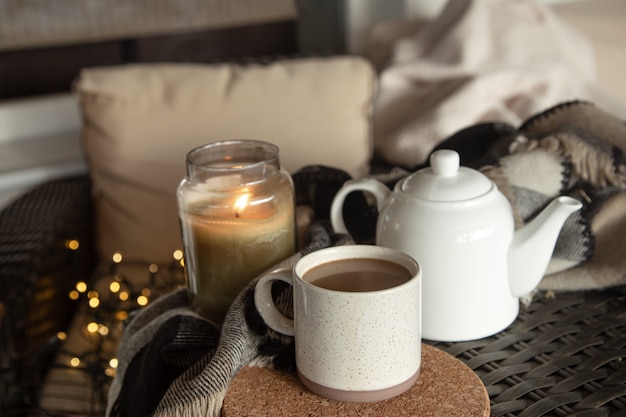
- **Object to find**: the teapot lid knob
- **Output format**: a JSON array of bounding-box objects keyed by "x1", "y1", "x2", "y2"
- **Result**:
[
  {"x1": 401, "y1": 149, "x2": 493, "y2": 201},
  {"x1": 430, "y1": 150, "x2": 459, "y2": 177}
]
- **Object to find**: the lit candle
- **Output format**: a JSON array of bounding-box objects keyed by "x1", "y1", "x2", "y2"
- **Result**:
[{"x1": 178, "y1": 141, "x2": 296, "y2": 323}]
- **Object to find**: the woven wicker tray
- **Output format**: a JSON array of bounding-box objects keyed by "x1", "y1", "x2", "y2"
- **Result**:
[{"x1": 430, "y1": 288, "x2": 626, "y2": 416}]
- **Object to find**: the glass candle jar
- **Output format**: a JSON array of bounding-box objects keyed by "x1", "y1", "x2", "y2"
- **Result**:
[{"x1": 177, "y1": 140, "x2": 296, "y2": 323}]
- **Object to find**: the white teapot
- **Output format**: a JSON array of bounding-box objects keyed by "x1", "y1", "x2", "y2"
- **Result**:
[{"x1": 331, "y1": 150, "x2": 582, "y2": 342}]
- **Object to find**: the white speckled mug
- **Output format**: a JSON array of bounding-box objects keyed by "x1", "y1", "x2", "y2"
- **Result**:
[{"x1": 254, "y1": 245, "x2": 421, "y2": 402}]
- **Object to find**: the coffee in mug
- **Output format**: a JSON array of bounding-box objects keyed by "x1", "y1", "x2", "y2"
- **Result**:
[
  {"x1": 254, "y1": 245, "x2": 421, "y2": 403},
  {"x1": 305, "y1": 258, "x2": 412, "y2": 292}
]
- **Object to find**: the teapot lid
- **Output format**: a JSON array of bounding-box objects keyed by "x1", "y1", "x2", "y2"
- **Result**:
[{"x1": 401, "y1": 150, "x2": 493, "y2": 201}]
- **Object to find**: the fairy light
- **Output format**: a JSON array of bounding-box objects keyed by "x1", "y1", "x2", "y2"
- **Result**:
[
  {"x1": 115, "y1": 310, "x2": 129, "y2": 321},
  {"x1": 27, "y1": 241, "x2": 187, "y2": 414},
  {"x1": 112, "y1": 252, "x2": 123, "y2": 263},
  {"x1": 105, "y1": 358, "x2": 118, "y2": 377},
  {"x1": 65, "y1": 239, "x2": 80, "y2": 250},
  {"x1": 173, "y1": 249, "x2": 186, "y2": 267},
  {"x1": 88, "y1": 290, "x2": 100, "y2": 308},
  {"x1": 109, "y1": 281, "x2": 121, "y2": 293},
  {"x1": 51, "y1": 247, "x2": 186, "y2": 408},
  {"x1": 86, "y1": 322, "x2": 99, "y2": 333},
  {"x1": 98, "y1": 325, "x2": 109, "y2": 336},
  {"x1": 76, "y1": 281, "x2": 88, "y2": 293}
]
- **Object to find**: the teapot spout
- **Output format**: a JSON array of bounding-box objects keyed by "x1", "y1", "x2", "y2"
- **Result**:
[{"x1": 509, "y1": 196, "x2": 582, "y2": 297}]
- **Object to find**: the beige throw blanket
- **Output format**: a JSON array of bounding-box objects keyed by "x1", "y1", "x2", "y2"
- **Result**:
[{"x1": 372, "y1": 0, "x2": 626, "y2": 169}]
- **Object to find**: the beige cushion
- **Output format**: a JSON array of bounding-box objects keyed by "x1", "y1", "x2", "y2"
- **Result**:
[{"x1": 75, "y1": 57, "x2": 376, "y2": 265}]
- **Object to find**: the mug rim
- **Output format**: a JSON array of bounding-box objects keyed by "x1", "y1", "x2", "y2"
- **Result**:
[{"x1": 295, "y1": 245, "x2": 420, "y2": 296}]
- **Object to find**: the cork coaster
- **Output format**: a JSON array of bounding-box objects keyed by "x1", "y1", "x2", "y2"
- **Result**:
[{"x1": 223, "y1": 344, "x2": 490, "y2": 417}]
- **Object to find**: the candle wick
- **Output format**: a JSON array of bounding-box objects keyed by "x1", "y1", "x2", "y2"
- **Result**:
[{"x1": 235, "y1": 211, "x2": 240, "y2": 218}]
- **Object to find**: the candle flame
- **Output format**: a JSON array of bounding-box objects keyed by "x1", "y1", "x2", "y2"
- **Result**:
[{"x1": 234, "y1": 194, "x2": 249, "y2": 217}]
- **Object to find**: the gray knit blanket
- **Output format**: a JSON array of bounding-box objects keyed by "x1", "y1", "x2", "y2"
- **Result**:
[{"x1": 106, "y1": 101, "x2": 626, "y2": 416}]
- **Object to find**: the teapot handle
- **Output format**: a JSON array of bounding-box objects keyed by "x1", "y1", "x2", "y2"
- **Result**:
[{"x1": 330, "y1": 178, "x2": 391, "y2": 235}]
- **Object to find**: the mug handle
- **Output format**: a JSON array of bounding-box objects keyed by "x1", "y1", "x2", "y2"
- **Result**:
[
  {"x1": 254, "y1": 268, "x2": 295, "y2": 336},
  {"x1": 330, "y1": 178, "x2": 391, "y2": 234}
]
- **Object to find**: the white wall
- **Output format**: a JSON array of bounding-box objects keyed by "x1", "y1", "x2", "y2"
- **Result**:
[{"x1": 0, "y1": 94, "x2": 84, "y2": 207}]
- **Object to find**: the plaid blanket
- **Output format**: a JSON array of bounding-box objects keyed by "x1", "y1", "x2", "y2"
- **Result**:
[
  {"x1": 444, "y1": 101, "x2": 626, "y2": 291},
  {"x1": 106, "y1": 101, "x2": 626, "y2": 416}
]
